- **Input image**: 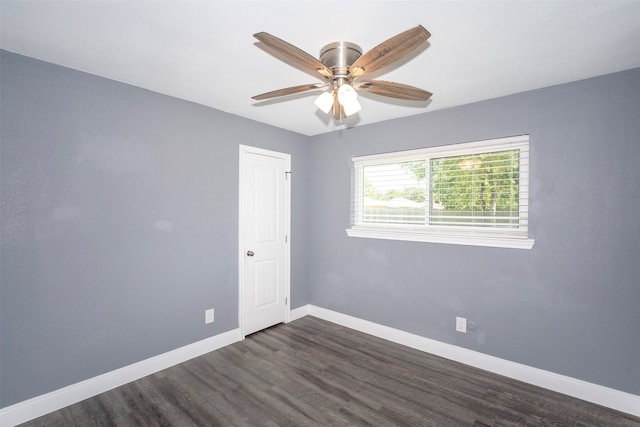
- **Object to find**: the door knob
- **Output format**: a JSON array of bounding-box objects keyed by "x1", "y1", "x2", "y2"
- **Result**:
[{"x1": 246, "y1": 250, "x2": 254, "y2": 257}]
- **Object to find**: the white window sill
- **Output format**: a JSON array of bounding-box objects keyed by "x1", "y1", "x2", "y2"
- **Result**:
[{"x1": 345, "y1": 227, "x2": 535, "y2": 249}]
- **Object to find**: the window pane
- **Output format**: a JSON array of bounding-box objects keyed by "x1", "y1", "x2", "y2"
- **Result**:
[
  {"x1": 362, "y1": 160, "x2": 426, "y2": 225},
  {"x1": 429, "y1": 150, "x2": 520, "y2": 228}
]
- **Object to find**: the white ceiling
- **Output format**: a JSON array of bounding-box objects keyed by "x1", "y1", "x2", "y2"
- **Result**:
[{"x1": 2, "y1": 1, "x2": 640, "y2": 136}]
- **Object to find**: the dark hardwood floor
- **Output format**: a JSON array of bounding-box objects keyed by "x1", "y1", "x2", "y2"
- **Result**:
[{"x1": 20, "y1": 316, "x2": 640, "y2": 426}]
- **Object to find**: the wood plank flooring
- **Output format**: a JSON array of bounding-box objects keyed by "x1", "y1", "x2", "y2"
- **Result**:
[{"x1": 20, "y1": 316, "x2": 640, "y2": 426}]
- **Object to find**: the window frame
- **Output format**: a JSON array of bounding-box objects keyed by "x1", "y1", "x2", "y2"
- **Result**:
[{"x1": 346, "y1": 135, "x2": 534, "y2": 249}]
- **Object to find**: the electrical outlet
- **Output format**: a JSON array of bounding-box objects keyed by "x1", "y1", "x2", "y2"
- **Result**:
[
  {"x1": 456, "y1": 316, "x2": 467, "y2": 333},
  {"x1": 205, "y1": 308, "x2": 214, "y2": 324}
]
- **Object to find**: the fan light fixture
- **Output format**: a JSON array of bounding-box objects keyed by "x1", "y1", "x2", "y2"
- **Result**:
[{"x1": 314, "y1": 84, "x2": 361, "y2": 117}]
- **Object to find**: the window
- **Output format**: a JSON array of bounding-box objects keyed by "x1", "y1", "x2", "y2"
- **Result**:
[{"x1": 347, "y1": 135, "x2": 534, "y2": 249}]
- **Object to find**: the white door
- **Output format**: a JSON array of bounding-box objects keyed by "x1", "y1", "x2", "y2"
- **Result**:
[{"x1": 239, "y1": 145, "x2": 290, "y2": 336}]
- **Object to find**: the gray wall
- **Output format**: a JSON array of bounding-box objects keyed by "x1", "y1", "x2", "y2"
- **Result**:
[
  {"x1": 2, "y1": 48, "x2": 638, "y2": 409},
  {"x1": 0, "y1": 50, "x2": 309, "y2": 407},
  {"x1": 307, "y1": 68, "x2": 640, "y2": 395}
]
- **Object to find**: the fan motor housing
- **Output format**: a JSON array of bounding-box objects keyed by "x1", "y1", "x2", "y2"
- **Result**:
[{"x1": 319, "y1": 42, "x2": 362, "y2": 75}]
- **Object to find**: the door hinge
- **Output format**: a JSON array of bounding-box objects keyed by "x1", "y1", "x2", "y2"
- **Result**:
[
  {"x1": 285, "y1": 171, "x2": 292, "y2": 180},
  {"x1": 285, "y1": 297, "x2": 288, "y2": 306},
  {"x1": 285, "y1": 235, "x2": 288, "y2": 243}
]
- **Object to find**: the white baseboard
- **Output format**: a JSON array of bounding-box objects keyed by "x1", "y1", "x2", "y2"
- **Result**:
[
  {"x1": 288, "y1": 304, "x2": 310, "y2": 322},
  {"x1": 0, "y1": 328, "x2": 242, "y2": 427},
  {"x1": 4, "y1": 308, "x2": 639, "y2": 425},
  {"x1": 308, "y1": 305, "x2": 640, "y2": 418}
]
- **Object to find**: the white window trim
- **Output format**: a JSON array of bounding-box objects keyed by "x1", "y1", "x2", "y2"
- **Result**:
[
  {"x1": 346, "y1": 135, "x2": 535, "y2": 250},
  {"x1": 345, "y1": 227, "x2": 534, "y2": 249}
]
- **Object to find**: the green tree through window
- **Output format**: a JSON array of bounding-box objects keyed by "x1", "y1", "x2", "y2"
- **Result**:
[{"x1": 429, "y1": 150, "x2": 519, "y2": 226}]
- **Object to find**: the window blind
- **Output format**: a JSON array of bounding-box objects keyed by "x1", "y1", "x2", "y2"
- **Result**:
[{"x1": 351, "y1": 135, "x2": 530, "y2": 239}]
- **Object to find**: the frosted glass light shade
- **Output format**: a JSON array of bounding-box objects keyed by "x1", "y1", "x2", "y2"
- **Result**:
[
  {"x1": 337, "y1": 84, "x2": 361, "y2": 116},
  {"x1": 341, "y1": 98, "x2": 361, "y2": 116},
  {"x1": 314, "y1": 91, "x2": 334, "y2": 114}
]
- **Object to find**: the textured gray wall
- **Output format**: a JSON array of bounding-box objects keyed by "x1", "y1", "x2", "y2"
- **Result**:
[
  {"x1": 307, "y1": 68, "x2": 640, "y2": 395},
  {"x1": 0, "y1": 50, "x2": 309, "y2": 407},
  {"x1": 1, "y1": 48, "x2": 638, "y2": 409}
]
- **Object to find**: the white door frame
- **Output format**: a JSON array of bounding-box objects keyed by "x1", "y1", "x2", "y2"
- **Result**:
[{"x1": 238, "y1": 144, "x2": 291, "y2": 338}]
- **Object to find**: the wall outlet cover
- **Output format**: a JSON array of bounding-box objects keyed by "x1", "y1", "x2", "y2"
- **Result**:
[
  {"x1": 456, "y1": 316, "x2": 467, "y2": 333},
  {"x1": 205, "y1": 308, "x2": 214, "y2": 324}
]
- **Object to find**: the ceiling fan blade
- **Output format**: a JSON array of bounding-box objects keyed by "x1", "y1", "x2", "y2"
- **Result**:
[
  {"x1": 355, "y1": 80, "x2": 432, "y2": 101},
  {"x1": 252, "y1": 83, "x2": 326, "y2": 100},
  {"x1": 254, "y1": 32, "x2": 333, "y2": 78},
  {"x1": 349, "y1": 25, "x2": 431, "y2": 77}
]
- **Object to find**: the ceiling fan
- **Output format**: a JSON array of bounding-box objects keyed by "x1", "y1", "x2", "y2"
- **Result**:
[{"x1": 252, "y1": 25, "x2": 432, "y2": 120}]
